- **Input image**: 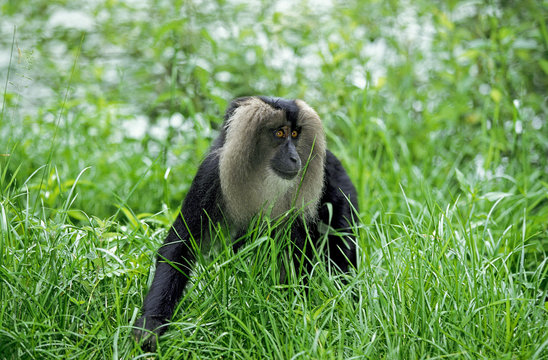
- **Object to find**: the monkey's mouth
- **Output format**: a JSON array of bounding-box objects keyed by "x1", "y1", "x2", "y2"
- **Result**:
[
  {"x1": 270, "y1": 154, "x2": 302, "y2": 180},
  {"x1": 271, "y1": 166, "x2": 300, "y2": 180}
]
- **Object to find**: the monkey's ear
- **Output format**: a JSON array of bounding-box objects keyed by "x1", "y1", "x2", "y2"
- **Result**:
[{"x1": 224, "y1": 97, "x2": 253, "y2": 122}]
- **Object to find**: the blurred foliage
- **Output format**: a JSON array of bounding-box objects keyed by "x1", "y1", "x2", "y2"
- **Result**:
[{"x1": 1, "y1": 0, "x2": 547, "y2": 230}]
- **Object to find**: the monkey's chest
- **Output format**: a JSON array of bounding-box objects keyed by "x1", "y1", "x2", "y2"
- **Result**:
[{"x1": 221, "y1": 170, "x2": 296, "y2": 227}]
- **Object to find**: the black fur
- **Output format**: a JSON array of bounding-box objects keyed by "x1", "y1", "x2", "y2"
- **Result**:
[
  {"x1": 319, "y1": 150, "x2": 359, "y2": 271},
  {"x1": 134, "y1": 97, "x2": 359, "y2": 351},
  {"x1": 258, "y1": 96, "x2": 300, "y2": 127}
]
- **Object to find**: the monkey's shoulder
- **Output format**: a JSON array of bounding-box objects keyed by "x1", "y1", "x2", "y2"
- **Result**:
[
  {"x1": 181, "y1": 151, "x2": 223, "y2": 216},
  {"x1": 323, "y1": 150, "x2": 352, "y2": 183},
  {"x1": 321, "y1": 150, "x2": 358, "y2": 212}
]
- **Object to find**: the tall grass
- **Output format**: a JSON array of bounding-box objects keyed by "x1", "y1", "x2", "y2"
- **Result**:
[{"x1": 1, "y1": 160, "x2": 546, "y2": 358}]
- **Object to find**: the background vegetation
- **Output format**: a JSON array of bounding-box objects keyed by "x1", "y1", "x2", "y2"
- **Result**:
[{"x1": 1, "y1": 0, "x2": 547, "y2": 358}]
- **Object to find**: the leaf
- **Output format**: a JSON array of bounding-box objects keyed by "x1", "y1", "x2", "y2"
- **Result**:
[
  {"x1": 118, "y1": 205, "x2": 139, "y2": 230},
  {"x1": 437, "y1": 11, "x2": 454, "y2": 31},
  {"x1": 480, "y1": 192, "x2": 512, "y2": 202},
  {"x1": 539, "y1": 59, "x2": 548, "y2": 76},
  {"x1": 455, "y1": 168, "x2": 468, "y2": 190},
  {"x1": 490, "y1": 88, "x2": 502, "y2": 103},
  {"x1": 193, "y1": 66, "x2": 210, "y2": 89},
  {"x1": 67, "y1": 210, "x2": 88, "y2": 221}
]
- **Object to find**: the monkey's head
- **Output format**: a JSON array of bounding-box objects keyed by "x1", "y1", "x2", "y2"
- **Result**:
[{"x1": 219, "y1": 96, "x2": 326, "y2": 226}]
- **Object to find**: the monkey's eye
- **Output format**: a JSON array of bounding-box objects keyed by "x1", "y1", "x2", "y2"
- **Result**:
[
  {"x1": 275, "y1": 129, "x2": 285, "y2": 138},
  {"x1": 291, "y1": 130, "x2": 298, "y2": 138}
]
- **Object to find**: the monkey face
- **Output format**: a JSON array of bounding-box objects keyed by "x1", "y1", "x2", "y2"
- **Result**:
[
  {"x1": 219, "y1": 96, "x2": 327, "y2": 225},
  {"x1": 269, "y1": 125, "x2": 302, "y2": 180}
]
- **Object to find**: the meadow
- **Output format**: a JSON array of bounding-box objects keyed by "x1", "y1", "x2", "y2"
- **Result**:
[{"x1": 1, "y1": 0, "x2": 547, "y2": 358}]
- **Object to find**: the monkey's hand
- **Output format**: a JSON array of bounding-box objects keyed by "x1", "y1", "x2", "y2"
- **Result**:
[{"x1": 133, "y1": 315, "x2": 167, "y2": 352}]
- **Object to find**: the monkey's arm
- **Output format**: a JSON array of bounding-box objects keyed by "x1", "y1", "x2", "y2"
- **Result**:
[
  {"x1": 318, "y1": 150, "x2": 359, "y2": 272},
  {"x1": 134, "y1": 152, "x2": 222, "y2": 348}
]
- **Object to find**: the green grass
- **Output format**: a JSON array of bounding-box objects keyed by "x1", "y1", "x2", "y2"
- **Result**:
[{"x1": 1, "y1": 0, "x2": 547, "y2": 358}]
